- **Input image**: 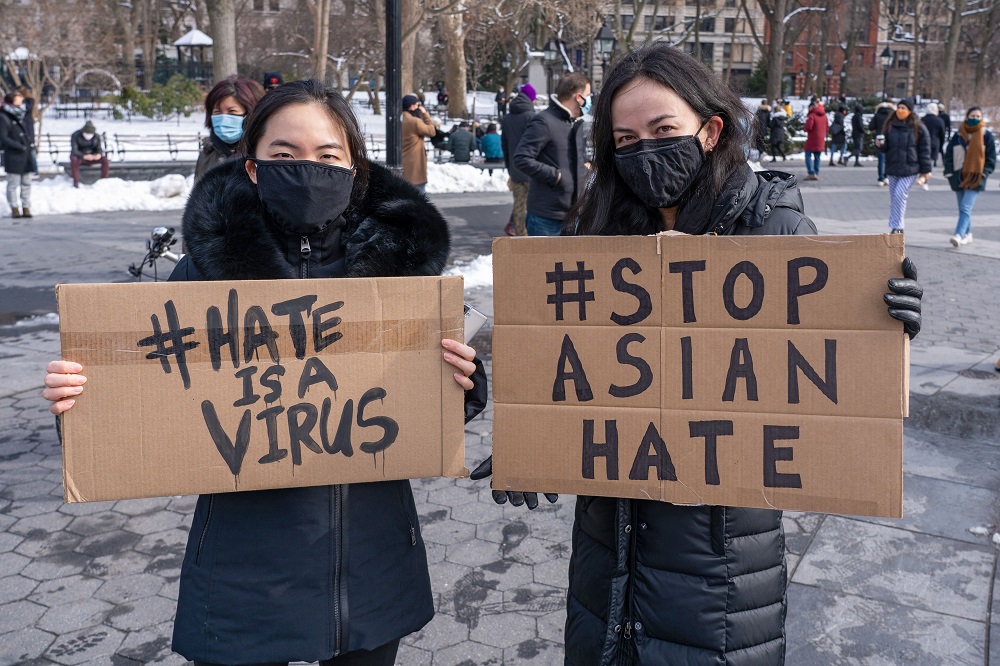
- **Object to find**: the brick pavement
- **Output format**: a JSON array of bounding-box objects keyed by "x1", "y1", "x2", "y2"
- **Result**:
[{"x1": 1, "y1": 162, "x2": 999, "y2": 665}]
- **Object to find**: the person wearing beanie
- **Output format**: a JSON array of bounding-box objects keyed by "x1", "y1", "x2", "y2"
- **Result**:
[
  {"x1": 501, "y1": 86, "x2": 538, "y2": 235},
  {"x1": 921, "y1": 102, "x2": 946, "y2": 167},
  {"x1": 263, "y1": 72, "x2": 284, "y2": 90},
  {"x1": 401, "y1": 93, "x2": 436, "y2": 193},
  {"x1": 876, "y1": 97, "x2": 932, "y2": 233},
  {"x1": 943, "y1": 105, "x2": 995, "y2": 246},
  {"x1": 520, "y1": 82, "x2": 537, "y2": 102},
  {"x1": 870, "y1": 101, "x2": 896, "y2": 185},
  {"x1": 69, "y1": 119, "x2": 110, "y2": 188},
  {"x1": 849, "y1": 103, "x2": 865, "y2": 166}
]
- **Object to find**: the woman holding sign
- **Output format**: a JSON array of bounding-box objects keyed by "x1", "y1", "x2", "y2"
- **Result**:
[
  {"x1": 43, "y1": 80, "x2": 487, "y2": 666},
  {"x1": 555, "y1": 45, "x2": 923, "y2": 665}
]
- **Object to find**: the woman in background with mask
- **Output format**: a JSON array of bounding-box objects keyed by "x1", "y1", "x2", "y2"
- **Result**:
[
  {"x1": 42, "y1": 80, "x2": 487, "y2": 666},
  {"x1": 194, "y1": 75, "x2": 265, "y2": 181},
  {"x1": 876, "y1": 97, "x2": 932, "y2": 234},
  {"x1": 559, "y1": 44, "x2": 923, "y2": 665},
  {"x1": 944, "y1": 106, "x2": 995, "y2": 247}
]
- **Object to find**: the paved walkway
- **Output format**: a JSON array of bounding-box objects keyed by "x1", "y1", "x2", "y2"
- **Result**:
[{"x1": 1, "y1": 163, "x2": 999, "y2": 664}]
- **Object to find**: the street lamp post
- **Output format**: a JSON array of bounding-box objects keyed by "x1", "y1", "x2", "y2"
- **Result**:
[
  {"x1": 879, "y1": 47, "x2": 894, "y2": 101},
  {"x1": 543, "y1": 40, "x2": 559, "y2": 96},
  {"x1": 594, "y1": 23, "x2": 616, "y2": 92},
  {"x1": 839, "y1": 64, "x2": 847, "y2": 98},
  {"x1": 824, "y1": 62, "x2": 833, "y2": 102}
]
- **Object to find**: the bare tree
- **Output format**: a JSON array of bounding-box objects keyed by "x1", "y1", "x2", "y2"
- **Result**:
[
  {"x1": 304, "y1": 0, "x2": 333, "y2": 82},
  {"x1": 207, "y1": 0, "x2": 239, "y2": 79}
]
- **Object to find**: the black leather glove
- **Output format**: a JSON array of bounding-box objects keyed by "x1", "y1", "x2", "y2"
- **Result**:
[
  {"x1": 464, "y1": 357, "x2": 488, "y2": 424},
  {"x1": 884, "y1": 257, "x2": 922, "y2": 340},
  {"x1": 469, "y1": 456, "x2": 558, "y2": 509}
]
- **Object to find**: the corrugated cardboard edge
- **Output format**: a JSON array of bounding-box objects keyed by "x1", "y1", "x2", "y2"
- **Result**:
[
  {"x1": 440, "y1": 276, "x2": 469, "y2": 478},
  {"x1": 55, "y1": 284, "x2": 86, "y2": 503}
]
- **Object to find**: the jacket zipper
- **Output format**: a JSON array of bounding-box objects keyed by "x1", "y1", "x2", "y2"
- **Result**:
[
  {"x1": 300, "y1": 236, "x2": 312, "y2": 278},
  {"x1": 195, "y1": 495, "x2": 215, "y2": 564},
  {"x1": 332, "y1": 485, "x2": 346, "y2": 655},
  {"x1": 623, "y1": 501, "x2": 639, "y2": 663}
]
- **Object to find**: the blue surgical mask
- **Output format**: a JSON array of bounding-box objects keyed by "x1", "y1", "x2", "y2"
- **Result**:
[
  {"x1": 211, "y1": 113, "x2": 245, "y2": 144},
  {"x1": 966, "y1": 118, "x2": 982, "y2": 127},
  {"x1": 579, "y1": 94, "x2": 592, "y2": 115}
]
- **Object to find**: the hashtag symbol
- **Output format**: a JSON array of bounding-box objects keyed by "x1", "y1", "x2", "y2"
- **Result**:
[
  {"x1": 137, "y1": 300, "x2": 201, "y2": 389},
  {"x1": 546, "y1": 261, "x2": 595, "y2": 321}
]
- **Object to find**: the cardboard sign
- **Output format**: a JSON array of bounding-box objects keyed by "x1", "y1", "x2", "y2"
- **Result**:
[
  {"x1": 491, "y1": 234, "x2": 908, "y2": 518},
  {"x1": 57, "y1": 277, "x2": 467, "y2": 502}
]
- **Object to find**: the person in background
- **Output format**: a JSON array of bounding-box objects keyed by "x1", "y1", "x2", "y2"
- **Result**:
[
  {"x1": 472, "y1": 118, "x2": 485, "y2": 154},
  {"x1": 944, "y1": 106, "x2": 995, "y2": 247},
  {"x1": 828, "y1": 105, "x2": 848, "y2": 166},
  {"x1": 436, "y1": 84, "x2": 449, "y2": 108},
  {"x1": 877, "y1": 97, "x2": 932, "y2": 234},
  {"x1": 921, "y1": 102, "x2": 946, "y2": 168},
  {"x1": 782, "y1": 98, "x2": 793, "y2": 117},
  {"x1": 501, "y1": 84, "x2": 536, "y2": 235},
  {"x1": 69, "y1": 120, "x2": 110, "y2": 188},
  {"x1": 870, "y1": 101, "x2": 895, "y2": 186},
  {"x1": 495, "y1": 86, "x2": 507, "y2": 117},
  {"x1": 446, "y1": 121, "x2": 476, "y2": 163},
  {"x1": 263, "y1": 72, "x2": 284, "y2": 91},
  {"x1": 14, "y1": 86, "x2": 35, "y2": 153},
  {"x1": 803, "y1": 99, "x2": 828, "y2": 180},
  {"x1": 478, "y1": 42, "x2": 922, "y2": 666},
  {"x1": 755, "y1": 99, "x2": 770, "y2": 157},
  {"x1": 0, "y1": 90, "x2": 34, "y2": 218},
  {"x1": 43, "y1": 79, "x2": 488, "y2": 666},
  {"x1": 401, "y1": 93, "x2": 436, "y2": 193},
  {"x1": 849, "y1": 103, "x2": 865, "y2": 166},
  {"x1": 939, "y1": 104, "x2": 952, "y2": 141},
  {"x1": 195, "y1": 75, "x2": 265, "y2": 181},
  {"x1": 768, "y1": 105, "x2": 788, "y2": 162},
  {"x1": 481, "y1": 123, "x2": 503, "y2": 161},
  {"x1": 513, "y1": 72, "x2": 591, "y2": 235}
]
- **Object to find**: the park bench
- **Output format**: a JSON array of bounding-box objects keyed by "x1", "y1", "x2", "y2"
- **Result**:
[
  {"x1": 52, "y1": 103, "x2": 116, "y2": 120},
  {"x1": 110, "y1": 133, "x2": 203, "y2": 161},
  {"x1": 468, "y1": 159, "x2": 506, "y2": 176}
]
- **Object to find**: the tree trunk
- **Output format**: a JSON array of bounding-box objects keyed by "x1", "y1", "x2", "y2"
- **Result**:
[
  {"x1": 206, "y1": 0, "x2": 238, "y2": 81},
  {"x1": 765, "y1": 0, "x2": 786, "y2": 103},
  {"x1": 440, "y1": 5, "x2": 467, "y2": 118},
  {"x1": 974, "y1": 0, "x2": 1000, "y2": 97},
  {"x1": 401, "y1": 0, "x2": 420, "y2": 94},
  {"x1": 939, "y1": 0, "x2": 964, "y2": 107},
  {"x1": 142, "y1": 0, "x2": 158, "y2": 89},
  {"x1": 311, "y1": 0, "x2": 332, "y2": 82}
]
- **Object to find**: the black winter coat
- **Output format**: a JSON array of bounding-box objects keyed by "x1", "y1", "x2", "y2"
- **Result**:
[
  {"x1": 755, "y1": 107, "x2": 771, "y2": 151},
  {"x1": 502, "y1": 93, "x2": 536, "y2": 182},
  {"x1": 768, "y1": 114, "x2": 787, "y2": 146},
  {"x1": 566, "y1": 166, "x2": 817, "y2": 666},
  {"x1": 869, "y1": 107, "x2": 892, "y2": 136},
  {"x1": 921, "y1": 113, "x2": 945, "y2": 159},
  {"x1": 851, "y1": 110, "x2": 865, "y2": 140},
  {"x1": 830, "y1": 111, "x2": 847, "y2": 144},
  {"x1": 194, "y1": 133, "x2": 239, "y2": 181},
  {"x1": 70, "y1": 129, "x2": 104, "y2": 159},
  {"x1": 0, "y1": 107, "x2": 32, "y2": 175},
  {"x1": 513, "y1": 97, "x2": 587, "y2": 221},
  {"x1": 879, "y1": 119, "x2": 932, "y2": 178},
  {"x1": 170, "y1": 159, "x2": 486, "y2": 664}
]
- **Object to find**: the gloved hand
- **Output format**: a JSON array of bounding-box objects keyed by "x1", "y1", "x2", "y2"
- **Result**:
[
  {"x1": 884, "y1": 257, "x2": 922, "y2": 340},
  {"x1": 470, "y1": 456, "x2": 559, "y2": 510}
]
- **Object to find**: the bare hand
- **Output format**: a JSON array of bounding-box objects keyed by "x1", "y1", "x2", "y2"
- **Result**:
[
  {"x1": 921, "y1": 172, "x2": 932, "y2": 182},
  {"x1": 442, "y1": 339, "x2": 477, "y2": 390},
  {"x1": 42, "y1": 361, "x2": 86, "y2": 415}
]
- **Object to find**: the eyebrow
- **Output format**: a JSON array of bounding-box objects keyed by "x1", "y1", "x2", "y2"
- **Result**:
[
  {"x1": 268, "y1": 139, "x2": 344, "y2": 151},
  {"x1": 613, "y1": 113, "x2": 678, "y2": 133}
]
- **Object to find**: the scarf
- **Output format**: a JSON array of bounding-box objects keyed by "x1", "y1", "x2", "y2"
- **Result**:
[
  {"x1": 958, "y1": 121, "x2": 986, "y2": 190},
  {"x1": 1, "y1": 103, "x2": 25, "y2": 122}
]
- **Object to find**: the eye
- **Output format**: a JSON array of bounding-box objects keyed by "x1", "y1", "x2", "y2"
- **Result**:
[
  {"x1": 616, "y1": 134, "x2": 636, "y2": 146},
  {"x1": 274, "y1": 152, "x2": 294, "y2": 159},
  {"x1": 656, "y1": 125, "x2": 674, "y2": 135}
]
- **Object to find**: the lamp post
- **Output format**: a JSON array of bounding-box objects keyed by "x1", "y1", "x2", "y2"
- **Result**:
[
  {"x1": 879, "y1": 46, "x2": 894, "y2": 101},
  {"x1": 500, "y1": 52, "x2": 512, "y2": 92},
  {"x1": 839, "y1": 64, "x2": 847, "y2": 98},
  {"x1": 823, "y1": 62, "x2": 833, "y2": 101},
  {"x1": 594, "y1": 22, "x2": 615, "y2": 92},
  {"x1": 543, "y1": 40, "x2": 559, "y2": 97},
  {"x1": 798, "y1": 68, "x2": 805, "y2": 96}
]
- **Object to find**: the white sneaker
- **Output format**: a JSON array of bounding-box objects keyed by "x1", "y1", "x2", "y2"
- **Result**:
[
  {"x1": 950, "y1": 234, "x2": 962, "y2": 247},
  {"x1": 961, "y1": 233, "x2": 973, "y2": 245},
  {"x1": 878, "y1": 180, "x2": 887, "y2": 187}
]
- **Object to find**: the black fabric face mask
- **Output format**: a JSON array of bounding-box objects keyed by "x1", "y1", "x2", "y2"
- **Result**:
[
  {"x1": 614, "y1": 135, "x2": 706, "y2": 209},
  {"x1": 253, "y1": 160, "x2": 354, "y2": 235}
]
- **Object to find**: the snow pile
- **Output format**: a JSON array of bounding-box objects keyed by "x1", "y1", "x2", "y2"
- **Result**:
[
  {"x1": 425, "y1": 162, "x2": 509, "y2": 194},
  {"x1": 0, "y1": 174, "x2": 193, "y2": 217},
  {"x1": 445, "y1": 253, "x2": 493, "y2": 289},
  {"x1": 969, "y1": 526, "x2": 990, "y2": 536}
]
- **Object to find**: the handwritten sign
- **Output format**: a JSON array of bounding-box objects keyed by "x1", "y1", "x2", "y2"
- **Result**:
[
  {"x1": 491, "y1": 234, "x2": 908, "y2": 518},
  {"x1": 56, "y1": 277, "x2": 467, "y2": 502}
]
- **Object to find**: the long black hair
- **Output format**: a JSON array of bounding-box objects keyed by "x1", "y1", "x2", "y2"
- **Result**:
[
  {"x1": 239, "y1": 79, "x2": 370, "y2": 206},
  {"x1": 571, "y1": 44, "x2": 752, "y2": 236}
]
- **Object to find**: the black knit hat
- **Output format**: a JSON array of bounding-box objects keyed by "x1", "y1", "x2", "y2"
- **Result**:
[
  {"x1": 401, "y1": 94, "x2": 420, "y2": 109},
  {"x1": 897, "y1": 97, "x2": 916, "y2": 111}
]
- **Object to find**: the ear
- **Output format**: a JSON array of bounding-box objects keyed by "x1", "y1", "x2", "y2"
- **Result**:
[
  {"x1": 245, "y1": 159, "x2": 257, "y2": 185},
  {"x1": 700, "y1": 116, "x2": 724, "y2": 153}
]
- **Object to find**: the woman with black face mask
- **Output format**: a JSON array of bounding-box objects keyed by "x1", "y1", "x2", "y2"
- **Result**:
[
  {"x1": 560, "y1": 44, "x2": 923, "y2": 665},
  {"x1": 42, "y1": 80, "x2": 488, "y2": 666}
]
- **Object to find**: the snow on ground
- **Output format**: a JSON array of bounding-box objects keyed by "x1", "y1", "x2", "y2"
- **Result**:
[
  {"x1": 425, "y1": 162, "x2": 509, "y2": 194},
  {"x1": 444, "y1": 253, "x2": 493, "y2": 289},
  {"x1": 0, "y1": 174, "x2": 193, "y2": 217}
]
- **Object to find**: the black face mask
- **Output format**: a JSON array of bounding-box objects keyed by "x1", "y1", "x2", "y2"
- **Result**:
[
  {"x1": 253, "y1": 160, "x2": 354, "y2": 235},
  {"x1": 614, "y1": 135, "x2": 706, "y2": 209}
]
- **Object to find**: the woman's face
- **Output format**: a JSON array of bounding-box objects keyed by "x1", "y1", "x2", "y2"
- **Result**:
[
  {"x1": 246, "y1": 102, "x2": 353, "y2": 184},
  {"x1": 610, "y1": 77, "x2": 721, "y2": 151},
  {"x1": 967, "y1": 109, "x2": 984, "y2": 122},
  {"x1": 212, "y1": 94, "x2": 246, "y2": 116}
]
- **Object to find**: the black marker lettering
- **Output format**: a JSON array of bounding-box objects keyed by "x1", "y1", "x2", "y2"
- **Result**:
[
  {"x1": 233, "y1": 366, "x2": 260, "y2": 407},
  {"x1": 287, "y1": 403, "x2": 322, "y2": 465},
  {"x1": 552, "y1": 334, "x2": 593, "y2": 402},
  {"x1": 243, "y1": 305, "x2": 280, "y2": 364},
  {"x1": 787, "y1": 339, "x2": 838, "y2": 405},
  {"x1": 610, "y1": 258, "x2": 652, "y2": 325},
  {"x1": 582, "y1": 419, "x2": 619, "y2": 480},
  {"x1": 787, "y1": 257, "x2": 829, "y2": 325},
  {"x1": 689, "y1": 420, "x2": 734, "y2": 485},
  {"x1": 763, "y1": 425, "x2": 802, "y2": 488},
  {"x1": 201, "y1": 400, "x2": 251, "y2": 476},
  {"x1": 298, "y1": 357, "x2": 339, "y2": 399},
  {"x1": 628, "y1": 422, "x2": 676, "y2": 481},
  {"x1": 680, "y1": 336, "x2": 693, "y2": 400},
  {"x1": 722, "y1": 338, "x2": 758, "y2": 402},
  {"x1": 271, "y1": 295, "x2": 318, "y2": 359},
  {"x1": 357, "y1": 388, "x2": 399, "y2": 454},
  {"x1": 722, "y1": 261, "x2": 765, "y2": 321},
  {"x1": 546, "y1": 261, "x2": 595, "y2": 321},
  {"x1": 260, "y1": 365, "x2": 285, "y2": 403},
  {"x1": 138, "y1": 300, "x2": 199, "y2": 389},
  {"x1": 313, "y1": 301, "x2": 345, "y2": 352},
  {"x1": 668, "y1": 260, "x2": 706, "y2": 323},
  {"x1": 207, "y1": 288, "x2": 240, "y2": 371},
  {"x1": 609, "y1": 333, "x2": 653, "y2": 398},
  {"x1": 256, "y1": 405, "x2": 288, "y2": 464},
  {"x1": 320, "y1": 397, "x2": 354, "y2": 456}
]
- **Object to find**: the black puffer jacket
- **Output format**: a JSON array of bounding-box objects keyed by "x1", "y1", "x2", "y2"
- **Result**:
[
  {"x1": 0, "y1": 105, "x2": 32, "y2": 175},
  {"x1": 513, "y1": 96, "x2": 587, "y2": 220},
  {"x1": 502, "y1": 93, "x2": 536, "y2": 182},
  {"x1": 170, "y1": 159, "x2": 487, "y2": 664},
  {"x1": 566, "y1": 165, "x2": 816, "y2": 666},
  {"x1": 879, "y1": 118, "x2": 932, "y2": 178}
]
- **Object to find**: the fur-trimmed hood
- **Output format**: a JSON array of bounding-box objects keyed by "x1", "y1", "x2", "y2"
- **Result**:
[{"x1": 181, "y1": 158, "x2": 450, "y2": 281}]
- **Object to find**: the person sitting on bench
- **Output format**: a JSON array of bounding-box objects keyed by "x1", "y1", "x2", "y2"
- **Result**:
[{"x1": 70, "y1": 121, "x2": 109, "y2": 188}]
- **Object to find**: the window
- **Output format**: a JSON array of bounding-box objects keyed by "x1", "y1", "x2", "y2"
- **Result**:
[
  {"x1": 785, "y1": 51, "x2": 794, "y2": 66},
  {"x1": 270, "y1": 0, "x2": 279, "y2": 9},
  {"x1": 701, "y1": 42, "x2": 714, "y2": 62},
  {"x1": 254, "y1": 0, "x2": 280, "y2": 10},
  {"x1": 726, "y1": 0, "x2": 736, "y2": 6},
  {"x1": 621, "y1": 14, "x2": 634, "y2": 29},
  {"x1": 723, "y1": 43, "x2": 732, "y2": 59},
  {"x1": 896, "y1": 50, "x2": 910, "y2": 68},
  {"x1": 724, "y1": 17, "x2": 735, "y2": 33},
  {"x1": 647, "y1": 15, "x2": 670, "y2": 31},
  {"x1": 700, "y1": 17, "x2": 715, "y2": 32}
]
